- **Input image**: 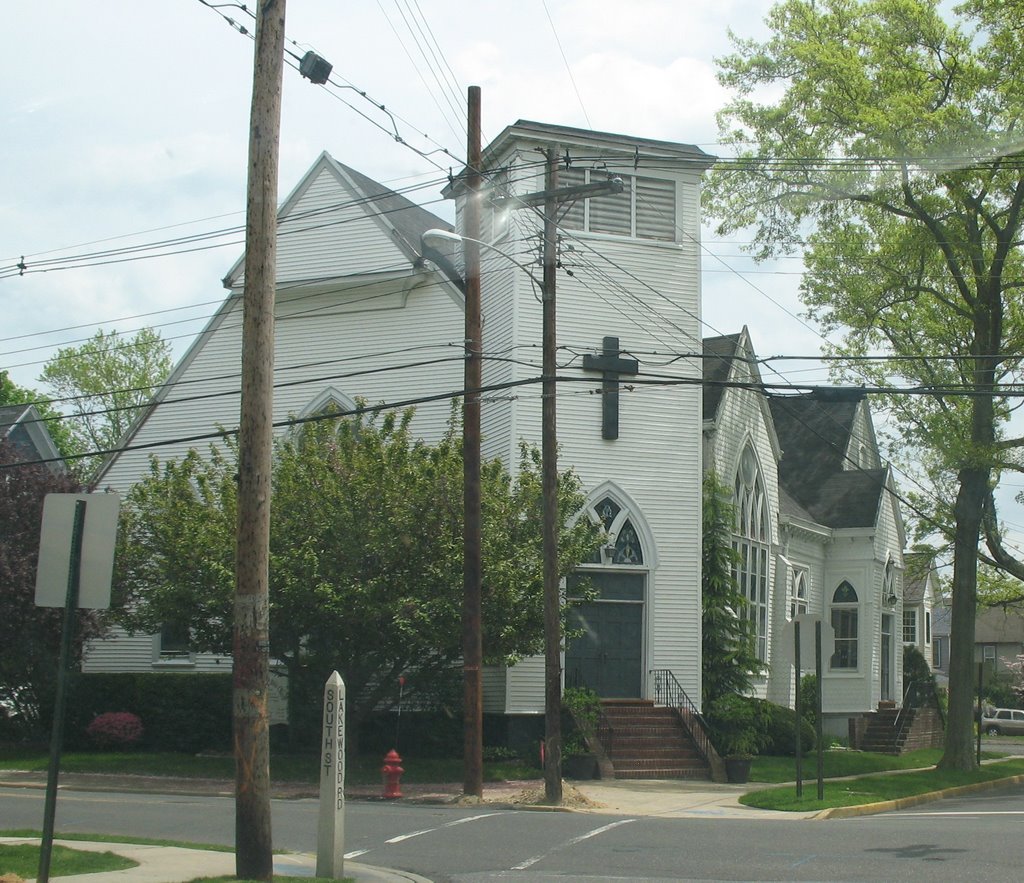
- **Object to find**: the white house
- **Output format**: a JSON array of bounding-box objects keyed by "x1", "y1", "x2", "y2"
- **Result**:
[{"x1": 87, "y1": 120, "x2": 917, "y2": 747}]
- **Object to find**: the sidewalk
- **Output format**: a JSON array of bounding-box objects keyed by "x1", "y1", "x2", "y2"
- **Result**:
[{"x1": 0, "y1": 835, "x2": 429, "y2": 882}]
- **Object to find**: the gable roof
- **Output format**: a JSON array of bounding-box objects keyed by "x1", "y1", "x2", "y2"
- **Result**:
[
  {"x1": 328, "y1": 157, "x2": 453, "y2": 261},
  {"x1": 0, "y1": 403, "x2": 65, "y2": 472},
  {"x1": 0, "y1": 403, "x2": 31, "y2": 435},
  {"x1": 223, "y1": 151, "x2": 454, "y2": 290},
  {"x1": 702, "y1": 332, "x2": 743, "y2": 420},
  {"x1": 975, "y1": 605, "x2": 1024, "y2": 643},
  {"x1": 769, "y1": 393, "x2": 886, "y2": 529},
  {"x1": 97, "y1": 155, "x2": 460, "y2": 484},
  {"x1": 903, "y1": 551, "x2": 939, "y2": 605}
]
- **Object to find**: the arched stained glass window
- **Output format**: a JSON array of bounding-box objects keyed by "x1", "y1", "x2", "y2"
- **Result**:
[
  {"x1": 588, "y1": 496, "x2": 643, "y2": 565},
  {"x1": 733, "y1": 445, "x2": 771, "y2": 661},
  {"x1": 613, "y1": 519, "x2": 642, "y2": 564}
]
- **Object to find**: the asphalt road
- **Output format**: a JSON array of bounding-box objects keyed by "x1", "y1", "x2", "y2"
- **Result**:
[{"x1": 3, "y1": 782, "x2": 1024, "y2": 881}]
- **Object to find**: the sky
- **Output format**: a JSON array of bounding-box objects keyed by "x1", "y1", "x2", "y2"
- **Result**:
[{"x1": 1, "y1": 0, "x2": 821, "y2": 395}]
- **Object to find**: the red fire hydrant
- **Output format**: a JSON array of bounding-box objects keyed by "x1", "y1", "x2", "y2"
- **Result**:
[{"x1": 382, "y1": 748, "x2": 404, "y2": 799}]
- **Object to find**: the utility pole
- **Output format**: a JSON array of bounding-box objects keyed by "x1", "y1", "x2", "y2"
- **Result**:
[
  {"x1": 462, "y1": 85, "x2": 484, "y2": 799},
  {"x1": 471, "y1": 152, "x2": 621, "y2": 805},
  {"x1": 541, "y1": 148, "x2": 562, "y2": 804},
  {"x1": 235, "y1": 1, "x2": 285, "y2": 878}
]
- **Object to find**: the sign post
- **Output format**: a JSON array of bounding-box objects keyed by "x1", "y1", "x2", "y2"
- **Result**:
[
  {"x1": 34, "y1": 492, "x2": 120, "y2": 883},
  {"x1": 317, "y1": 671, "x2": 345, "y2": 879},
  {"x1": 781, "y1": 614, "x2": 834, "y2": 803}
]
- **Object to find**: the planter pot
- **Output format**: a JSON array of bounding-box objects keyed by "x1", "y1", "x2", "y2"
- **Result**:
[
  {"x1": 724, "y1": 756, "x2": 752, "y2": 784},
  {"x1": 563, "y1": 753, "x2": 599, "y2": 780}
]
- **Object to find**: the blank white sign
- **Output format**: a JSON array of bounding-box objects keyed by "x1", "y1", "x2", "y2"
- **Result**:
[{"x1": 34, "y1": 493, "x2": 121, "y2": 610}]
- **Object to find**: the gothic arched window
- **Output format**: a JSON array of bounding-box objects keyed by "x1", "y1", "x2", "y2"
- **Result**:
[
  {"x1": 590, "y1": 495, "x2": 644, "y2": 565},
  {"x1": 733, "y1": 445, "x2": 770, "y2": 661}
]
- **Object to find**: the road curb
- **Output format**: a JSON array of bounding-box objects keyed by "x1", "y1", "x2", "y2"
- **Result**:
[{"x1": 816, "y1": 772, "x2": 1024, "y2": 819}]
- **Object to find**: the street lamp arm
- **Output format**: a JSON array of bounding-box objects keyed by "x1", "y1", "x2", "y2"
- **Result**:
[{"x1": 421, "y1": 228, "x2": 542, "y2": 287}]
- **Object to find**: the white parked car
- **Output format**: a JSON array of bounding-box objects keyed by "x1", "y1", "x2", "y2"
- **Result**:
[{"x1": 981, "y1": 707, "x2": 1024, "y2": 736}]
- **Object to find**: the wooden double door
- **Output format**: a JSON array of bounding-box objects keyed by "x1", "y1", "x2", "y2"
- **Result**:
[{"x1": 565, "y1": 571, "x2": 645, "y2": 698}]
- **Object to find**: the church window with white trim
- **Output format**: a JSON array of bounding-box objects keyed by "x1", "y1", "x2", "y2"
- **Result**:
[{"x1": 733, "y1": 445, "x2": 770, "y2": 661}]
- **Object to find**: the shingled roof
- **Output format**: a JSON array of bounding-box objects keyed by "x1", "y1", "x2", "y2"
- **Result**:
[
  {"x1": 701, "y1": 334, "x2": 885, "y2": 530},
  {"x1": 702, "y1": 333, "x2": 743, "y2": 421},
  {"x1": 329, "y1": 158, "x2": 453, "y2": 259},
  {"x1": 0, "y1": 403, "x2": 32, "y2": 437},
  {"x1": 769, "y1": 394, "x2": 885, "y2": 529},
  {"x1": 903, "y1": 551, "x2": 938, "y2": 605}
]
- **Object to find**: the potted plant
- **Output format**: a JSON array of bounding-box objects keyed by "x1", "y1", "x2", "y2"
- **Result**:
[
  {"x1": 719, "y1": 731, "x2": 758, "y2": 784},
  {"x1": 705, "y1": 694, "x2": 765, "y2": 784},
  {"x1": 562, "y1": 686, "x2": 601, "y2": 779}
]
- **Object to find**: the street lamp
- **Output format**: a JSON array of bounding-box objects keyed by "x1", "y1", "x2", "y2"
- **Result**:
[{"x1": 421, "y1": 229, "x2": 542, "y2": 286}]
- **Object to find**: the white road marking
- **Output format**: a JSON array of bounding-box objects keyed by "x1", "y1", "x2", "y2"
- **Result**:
[
  {"x1": 511, "y1": 818, "x2": 637, "y2": 871},
  {"x1": 386, "y1": 828, "x2": 435, "y2": 844},
  {"x1": 362, "y1": 810, "x2": 508, "y2": 854}
]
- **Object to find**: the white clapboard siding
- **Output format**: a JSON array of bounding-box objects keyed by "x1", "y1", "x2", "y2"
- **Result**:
[{"x1": 89, "y1": 152, "x2": 466, "y2": 676}]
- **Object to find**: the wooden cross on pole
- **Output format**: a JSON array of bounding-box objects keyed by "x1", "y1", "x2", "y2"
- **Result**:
[{"x1": 582, "y1": 336, "x2": 639, "y2": 440}]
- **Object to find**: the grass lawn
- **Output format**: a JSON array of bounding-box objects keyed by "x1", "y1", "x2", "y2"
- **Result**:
[
  {"x1": 742, "y1": 757, "x2": 1024, "y2": 811},
  {"x1": 0, "y1": 842, "x2": 137, "y2": 877},
  {"x1": 0, "y1": 830, "x2": 232, "y2": 852},
  {"x1": 750, "y1": 748, "x2": 947, "y2": 783},
  {"x1": 0, "y1": 748, "x2": 540, "y2": 787}
]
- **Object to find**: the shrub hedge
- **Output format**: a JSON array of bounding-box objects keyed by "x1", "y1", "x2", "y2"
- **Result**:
[{"x1": 65, "y1": 673, "x2": 232, "y2": 752}]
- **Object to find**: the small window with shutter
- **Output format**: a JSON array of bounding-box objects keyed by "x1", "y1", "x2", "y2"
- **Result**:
[{"x1": 556, "y1": 168, "x2": 676, "y2": 242}]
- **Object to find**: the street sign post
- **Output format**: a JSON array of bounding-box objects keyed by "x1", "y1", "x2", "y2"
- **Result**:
[
  {"x1": 317, "y1": 671, "x2": 346, "y2": 879},
  {"x1": 35, "y1": 492, "x2": 120, "y2": 609},
  {"x1": 34, "y1": 492, "x2": 120, "y2": 883}
]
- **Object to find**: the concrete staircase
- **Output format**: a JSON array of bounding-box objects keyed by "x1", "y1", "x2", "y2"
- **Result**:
[{"x1": 598, "y1": 699, "x2": 711, "y2": 779}]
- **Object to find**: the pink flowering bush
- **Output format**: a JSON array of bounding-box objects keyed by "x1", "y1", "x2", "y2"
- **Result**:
[{"x1": 86, "y1": 711, "x2": 144, "y2": 749}]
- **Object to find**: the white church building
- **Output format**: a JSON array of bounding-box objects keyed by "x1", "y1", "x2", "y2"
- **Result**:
[{"x1": 87, "y1": 120, "x2": 912, "y2": 747}]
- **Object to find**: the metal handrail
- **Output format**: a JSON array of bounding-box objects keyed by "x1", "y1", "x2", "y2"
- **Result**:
[
  {"x1": 893, "y1": 679, "x2": 943, "y2": 744},
  {"x1": 649, "y1": 669, "x2": 724, "y2": 780}
]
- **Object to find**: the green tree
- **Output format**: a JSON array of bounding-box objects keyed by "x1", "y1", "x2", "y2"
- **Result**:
[
  {"x1": 702, "y1": 472, "x2": 764, "y2": 707},
  {"x1": 0, "y1": 370, "x2": 78, "y2": 463},
  {"x1": 706, "y1": 0, "x2": 1024, "y2": 770},
  {"x1": 113, "y1": 408, "x2": 601, "y2": 751},
  {"x1": 39, "y1": 328, "x2": 172, "y2": 474},
  {"x1": 0, "y1": 440, "x2": 104, "y2": 740}
]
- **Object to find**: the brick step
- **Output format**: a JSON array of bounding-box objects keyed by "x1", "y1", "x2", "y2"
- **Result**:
[
  {"x1": 606, "y1": 736, "x2": 697, "y2": 750},
  {"x1": 598, "y1": 699, "x2": 711, "y2": 781},
  {"x1": 603, "y1": 713, "x2": 682, "y2": 724},
  {"x1": 608, "y1": 757, "x2": 700, "y2": 770},
  {"x1": 604, "y1": 725, "x2": 688, "y2": 738},
  {"x1": 606, "y1": 747, "x2": 699, "y2": 760},
  {"x1": 612, "y1": 754, "x2": 707, "y2": 766}
]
